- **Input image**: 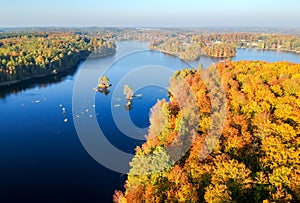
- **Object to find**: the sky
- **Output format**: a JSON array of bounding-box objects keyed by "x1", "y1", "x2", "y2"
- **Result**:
[{"x1": 0, "y1": 0, "x2": 300, "y2": 27}]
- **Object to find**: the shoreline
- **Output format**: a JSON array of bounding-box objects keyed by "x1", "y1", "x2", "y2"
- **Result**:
[
  {"x1": 0, "y1": 51, "x2": 115, "y2": 87},
  {"x1": 152, "y1": 46, "x2": 300, "y2": 61}
]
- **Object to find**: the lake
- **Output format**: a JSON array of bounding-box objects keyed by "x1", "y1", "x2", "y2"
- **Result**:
[{"x1": 0, "y1": 42, "x2": 300, "y2": 203}]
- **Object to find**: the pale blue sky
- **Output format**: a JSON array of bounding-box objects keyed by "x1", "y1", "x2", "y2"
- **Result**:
[{"x1": 0, "y1": 0, "x2": 299, "y2": 27}]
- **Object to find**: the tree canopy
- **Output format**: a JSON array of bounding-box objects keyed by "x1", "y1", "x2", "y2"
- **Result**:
[
  {"x1": 0, "y1": 32, "x2": 116, "y2": 85},
  {"x1": 114, "y1": 60, "x2": 300, "y2": 203}
]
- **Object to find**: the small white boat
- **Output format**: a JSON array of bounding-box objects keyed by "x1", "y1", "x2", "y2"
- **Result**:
[{"x1": 135, "y1": 93, "x2": 142, "y2": 98}]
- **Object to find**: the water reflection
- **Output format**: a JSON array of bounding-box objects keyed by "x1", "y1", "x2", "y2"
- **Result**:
[
  {"x1": 0, "y1": 66, "x2": 78, "y2": 100},
  {"x1": 97, "y1": 88, "x2": 111, "y2": 95},
  {"x1": 125, "y1": 102, "x2": 133, "y2": 111},
  {"x1": 123, "y1": 93, "x2": 143, "y2": 111}
]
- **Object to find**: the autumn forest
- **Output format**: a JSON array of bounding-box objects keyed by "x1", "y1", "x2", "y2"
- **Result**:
[
  {"x1": 0, "y1": 32, "x2": 116, "y2": 85},
  {"x1": 114, "y1": 60, "x2": 300, "y2": 203}
]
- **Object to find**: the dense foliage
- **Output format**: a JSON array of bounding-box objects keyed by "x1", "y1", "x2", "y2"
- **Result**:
[
  {"x1": 0, "y1": 32, "x2": 116, "y2": 85},
  {"x1": 150, "y1": 33, "x2": 300, "y2": 60},
  {"x1": 114, "y1": 61, "x2": 300, "y2": 203}
]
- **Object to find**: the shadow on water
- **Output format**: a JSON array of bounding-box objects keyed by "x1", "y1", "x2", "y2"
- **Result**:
[{"x1": 0, "y1": 66, "x2": 78, "y2": 100}]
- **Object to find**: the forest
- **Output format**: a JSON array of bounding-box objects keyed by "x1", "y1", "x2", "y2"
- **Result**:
[
  {"x1": 114, "y1": 60, "x2": 300, "y2": 203},
  {"x1": 110, "y1": 29, "x2": 300, "y2": 60},
  {"x1": 0, "y1": 32, "x2": 116, "y2": 85},
  {"x1": 149, "y1": 33, "x2": 300, "y2": 60}
]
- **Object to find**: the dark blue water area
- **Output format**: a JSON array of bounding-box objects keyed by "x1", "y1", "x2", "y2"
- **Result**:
[
  {"x1": 0, "y1": 41, "x2": 151, "y2": 203},
  {"x1": 0, "y1": 41, "x2": 300, "y2": 203},
  {"x1": 0, "y1": 78, "x2": 127, "y2": 203},
  {"x1": 96, "y1": 85, "x2": 169, "y2": 154},
  {"x1": 129, "y1": 86, "x2": 169, "y2": 129}
]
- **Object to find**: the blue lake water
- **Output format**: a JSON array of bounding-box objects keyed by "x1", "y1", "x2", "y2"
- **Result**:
[
  {"x1": 232, "y1": 48, "x2": 300, "y2": 62},
  {"x1": 0, "y1": 42, "x2": 300, "y2": 203}
]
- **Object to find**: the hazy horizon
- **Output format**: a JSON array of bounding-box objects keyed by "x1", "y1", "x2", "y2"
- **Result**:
[{"x1": 1, "y1": 0, "x2": 300, "y2": 28}]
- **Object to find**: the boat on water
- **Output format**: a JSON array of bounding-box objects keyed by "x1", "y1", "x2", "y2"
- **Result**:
[{"x1": 135, "y1": 93, "x2": 142, "y2": 98}]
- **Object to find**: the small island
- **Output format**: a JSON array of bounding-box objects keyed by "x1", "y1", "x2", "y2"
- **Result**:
[
  {"x1": 123, "y1": 84, "x2": 134, "y2": 110},
  {"x1": 95, "y1": 76, "x2": 112, "y2": 95}
]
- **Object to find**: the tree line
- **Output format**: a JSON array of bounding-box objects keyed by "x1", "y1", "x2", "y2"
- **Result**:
[
  {"x1": 0, "y1": 32, "x2": 116, "y2": 85},
  {"x1": 149, "y1": 33, "x2": 300, "y2": 60}
]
